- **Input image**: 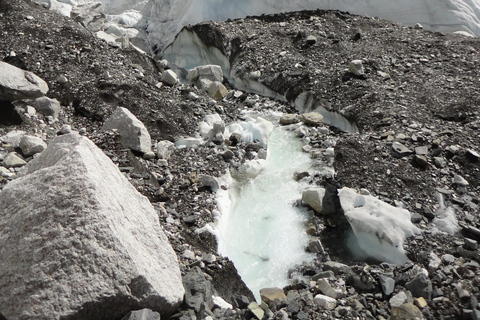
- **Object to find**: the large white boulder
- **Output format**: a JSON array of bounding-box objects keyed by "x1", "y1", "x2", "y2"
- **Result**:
[
  {"x1": 0, "y1": 61, "x2": 48, "y2": 100},
  {"x1": 339, "y1": 187, "x2": 420, "y2": 265},
  {"x1": 102, "y1": 107, "x2": 152, "y2": 153},
  {"x1": 0, "y1": 133, "x2": 184, "y2": 320}
]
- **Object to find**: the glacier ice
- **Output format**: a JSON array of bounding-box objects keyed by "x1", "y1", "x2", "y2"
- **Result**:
[
  {"x1": 339, "y1": 188, "x2": 421, "y2": 265},
  {"x1": 84, "y1": 0, "x2": 480, "y2": 55}
]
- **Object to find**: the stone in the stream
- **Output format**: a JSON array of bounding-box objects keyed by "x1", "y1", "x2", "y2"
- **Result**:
[
  {"x1": 302, "y1": 189, "x2": 325, "y2": 214},
  {"x1": 0, "y1": 133, "x2": 184, "y2": 320},
  {"x1": 279, "y1": 114, "x2": 298, "y2": 125},
  {"x1": 102, "y1": 107, "x2": 152, "y2": 153},
  {"x1": 0, "y1": 61, "x2": 49, "y2": 100}
]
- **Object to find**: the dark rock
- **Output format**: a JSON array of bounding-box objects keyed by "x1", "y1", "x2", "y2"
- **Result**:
[
  {"x1": 405, "y1": 273, "x2": 432, "y2": 300},
  {"x1": 183, "y1": 267, "x2": 214, "y2": 312}
]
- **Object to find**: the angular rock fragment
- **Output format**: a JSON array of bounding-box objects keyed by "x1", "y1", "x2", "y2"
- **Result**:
[
  {"x1": 0, "y1": 133, "x2": 184, "y2": 320},
  {"x1": 19, "y1": 135, "x2": 47, "y2": 156},
  {"x1": 0, "y1": 61, "x2": 48, "y2": 100},
  {"x1": 26, "y1": 96, "x2": 61, "y2": 118},
  {"x1": 302, "y1": 188, "x2": 325, "y2": 214},
  {"x1": 260, "y1": 287, "x2": 287, "y2": 308},
  {"x1": 102, "y1": 107, "x2": 152, "y2": 153},
  {"x1": 162, "y1": 69, "x2": 178, "y2": 86},
  {"x1": 299, "y1": 112, "x2": 323, "y2": 126},
  {"x1": 208, "y1": 81, "x2": 228, "y2": 99},
  {"x1": 392, "y1": 142, "x2": 413, "y2": 157},
  {"x1": 2, "y1": 152, "x2": 27, "y2": 168}
]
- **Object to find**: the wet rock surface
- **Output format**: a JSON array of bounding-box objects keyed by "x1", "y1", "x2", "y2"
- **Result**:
[{"x1": 0, "y1": 1, "x2": 479, "y2": 320}]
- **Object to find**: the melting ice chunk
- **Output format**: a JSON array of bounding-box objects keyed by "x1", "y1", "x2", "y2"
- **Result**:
[{"x1": 339, "y1": 188, "x2": 420, "y2": 265}]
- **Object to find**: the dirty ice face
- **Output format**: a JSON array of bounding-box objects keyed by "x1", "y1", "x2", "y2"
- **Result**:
[{"x1": 97, "y1": 0, "x2": 480, "y2": 53}]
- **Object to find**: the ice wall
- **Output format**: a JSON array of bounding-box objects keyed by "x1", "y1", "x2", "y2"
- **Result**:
[{"x1": 123, "y1": 0, "x2": 480, "y2": 53}]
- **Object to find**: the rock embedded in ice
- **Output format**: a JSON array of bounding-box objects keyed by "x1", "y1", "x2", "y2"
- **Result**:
[
  {"x1": 71, "y1": 2, "x2": 106, "y2": 32},
  {"x1": 19, "y1": 135, "x2": 47, "y2": 156},
  {"x1": 0, "y1": 133, "x2": 184, "y2": 319},
  {"x1": 162, "y1": 69, "x2": 178, "y2": 86},
  {"x1": 298, "y1": 112, "x2": 324, "y2": 126},
  {"x1": 102, "y1": 106, "x2": 152, "y2": 153},
  {"x1": 0, "y1": 61, "x2": 48, "y2": 100}
]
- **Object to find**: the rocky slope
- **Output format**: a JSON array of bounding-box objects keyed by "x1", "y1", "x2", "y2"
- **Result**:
[{"x1": 0, "y1": 0, "x2": 480, "y2": 320}]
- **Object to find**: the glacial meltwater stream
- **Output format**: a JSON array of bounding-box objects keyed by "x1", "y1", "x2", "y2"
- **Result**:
[{"x1": 218, "y1": 126, "x2": 314, "y2": 300}]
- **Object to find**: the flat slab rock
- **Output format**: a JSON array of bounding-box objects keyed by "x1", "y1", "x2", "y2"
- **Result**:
[
  {"x1": 0, "y1": 61, "x2": 48, "y2": 100},
  {"x1": 0, "y1": 133, "x2": 184, "y2": 320}
]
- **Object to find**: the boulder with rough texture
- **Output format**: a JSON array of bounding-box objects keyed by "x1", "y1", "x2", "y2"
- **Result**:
[
  {"x1": 19, "y1": 135, "x2": 47, "y2": 156},
  {"x1": 162, "y1": 69, "x2": 178, "y2": 86},
  {"x1": 2, "y1": 152, "x2": 27, "y2": 168},
  {"x1": 0, "y1": 133, "x2": 184, "y2": 320},
  {"x1": 260, "y1": 287, "x2": 287, "y2": 307},
  {"x1": 121, "y1": 309, "x2": 161, "y2": 320},
  {"x1": 0, "y1": 61, "x2": 49, "y2": 100},
  {"x1": 299, "y1": 112, "x2": 323, "y2": 126},
  {"x1": 314, "y1": 294, "x2": 337, "y2": 310},
  {"x1": 102, "y1": 107, "x2": 152, "y2": 153},
  {"x1": 302, "y1": 188, "x2": 325, "y2": 214},
  {"x1": 0, "y1": 130, "x2": 26, "y2": 147},
  {"x1": 279, "y1": 114, "x2": 299, "y2": 125},
  {"x1": 208, "y1": 81, "x2": 228, "y2": 99},
  {"x1": 156, "y1": 140, "x2": 175, "y2": 160},
  {"x1": 348, "y1": 60, "x2": 365, "y2": 76},
  {"x1": 27, "y1": 96, "x2": 61, "y2": 118}
]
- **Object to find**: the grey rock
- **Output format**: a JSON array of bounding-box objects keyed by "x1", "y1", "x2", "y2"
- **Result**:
[
  {"x1": 279, "y1": 114, "x2": 299, "y2": 125},
  {"x1": 200, "y1": 174, "x2": 220, "y2": 191},
  {"x1": 299, "y1": 112, "x2": 323, "y2": 126},
  {"x1": 183, "y1": 267, "x2": 213, "y2": 312},
  {"x1": 380, "y1": 275, "x2": 395, "y2": 296},
  {"x1": 26, "y1": 96, "x2": 61, "y2": 117},
  {"x1": 208, "y1": 81, "x2": 228, "y2": 100},
  {"x1": 156, "y1": 140, "x2": 175, "y2": 160},
  {"x1": 428, "y1": 252, "x2": 442, "y2": 271},
  {"x1": 162, "y1": 69, "x2": 178, "y2": 86},
  {"x1": 348, "y1": 60, "x2": 364, "y2": 76},
  {"x1": 390, "y1": 303, "x2": 425, "y2": 320},
  {"x1": 392, "y1": 142, "x2": 413, "y2": 157},
  {"x1": 464, "y1": 238, "x2": 478, "y2": 250},
  {"x1": 453, "y1": 174, "x2": 469, "y2": 187},
  {"x1": 248, "y1": 302, "x2": 264, "y2": 320},
  {"x1": 71, "y1": 2, "x2": 106, "y2": 32},
  {"x1": 390, "y1": 292, "x2": 408, "y2": 308},
  {"x1": 302, "y1": 188, "x2": 324, "y2": 214},
  {"x1": 0, "y1": 133, "x2": 184, "y2": 320},
  {"x1": 317, "y1": 279, "x2": 344, "y2": 299},
  {"x1": 293, "y1": 171, "x2": 310, "y2": 181},
  {"x1": 0, "y1": 61, "x2": 48, "y2": 100},
  {"x1": 308, "y1": 238, "x2": 325, "y2": 254},
  {"x1": 188, "y1": 65, "x2": 223, "y2": 83},
  {"x1": 19, "y1": 135, "x2": 47, "y2": 156},
  {"x1": 121, "y1": 309, "x2": 161, "y2": 320},
  {"x1": 0, "y1": 130, "x2": 26, "y2": 147},
  {"x1": 102, "y1": 107, "x2": 152, "y2": 153},
  {"x1": 2, "y1": 152, "x2": 27, "y2": 168},
  {"x1": 58, "y1": 124, "x2": 72, "y2": 135},
  {"x1": 405, "y1": 273, "x2": 432, "y2": 300},
  {"x1": 323, "y1": 261, "x2": 350, "y2": 275},
  {"x1": 434, "y1": 157, "x2": 447, "y2": 168},
  {"x1": 314, "y1": 294, "x2": 337, "y2": 310},
  {"x1": 441, "y1": 254, "x2": 455, "y2": 264},
  {"x1": 312, "y1": 270, "x2": 335, "y2": 281},
  {"x1": 414, "y1": 146, "x2": 428, "y2": 155}
]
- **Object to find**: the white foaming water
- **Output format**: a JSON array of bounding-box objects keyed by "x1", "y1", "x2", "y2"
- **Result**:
[{"x1": 217, "y1": 126, "x2": 314, "y2": 300}]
